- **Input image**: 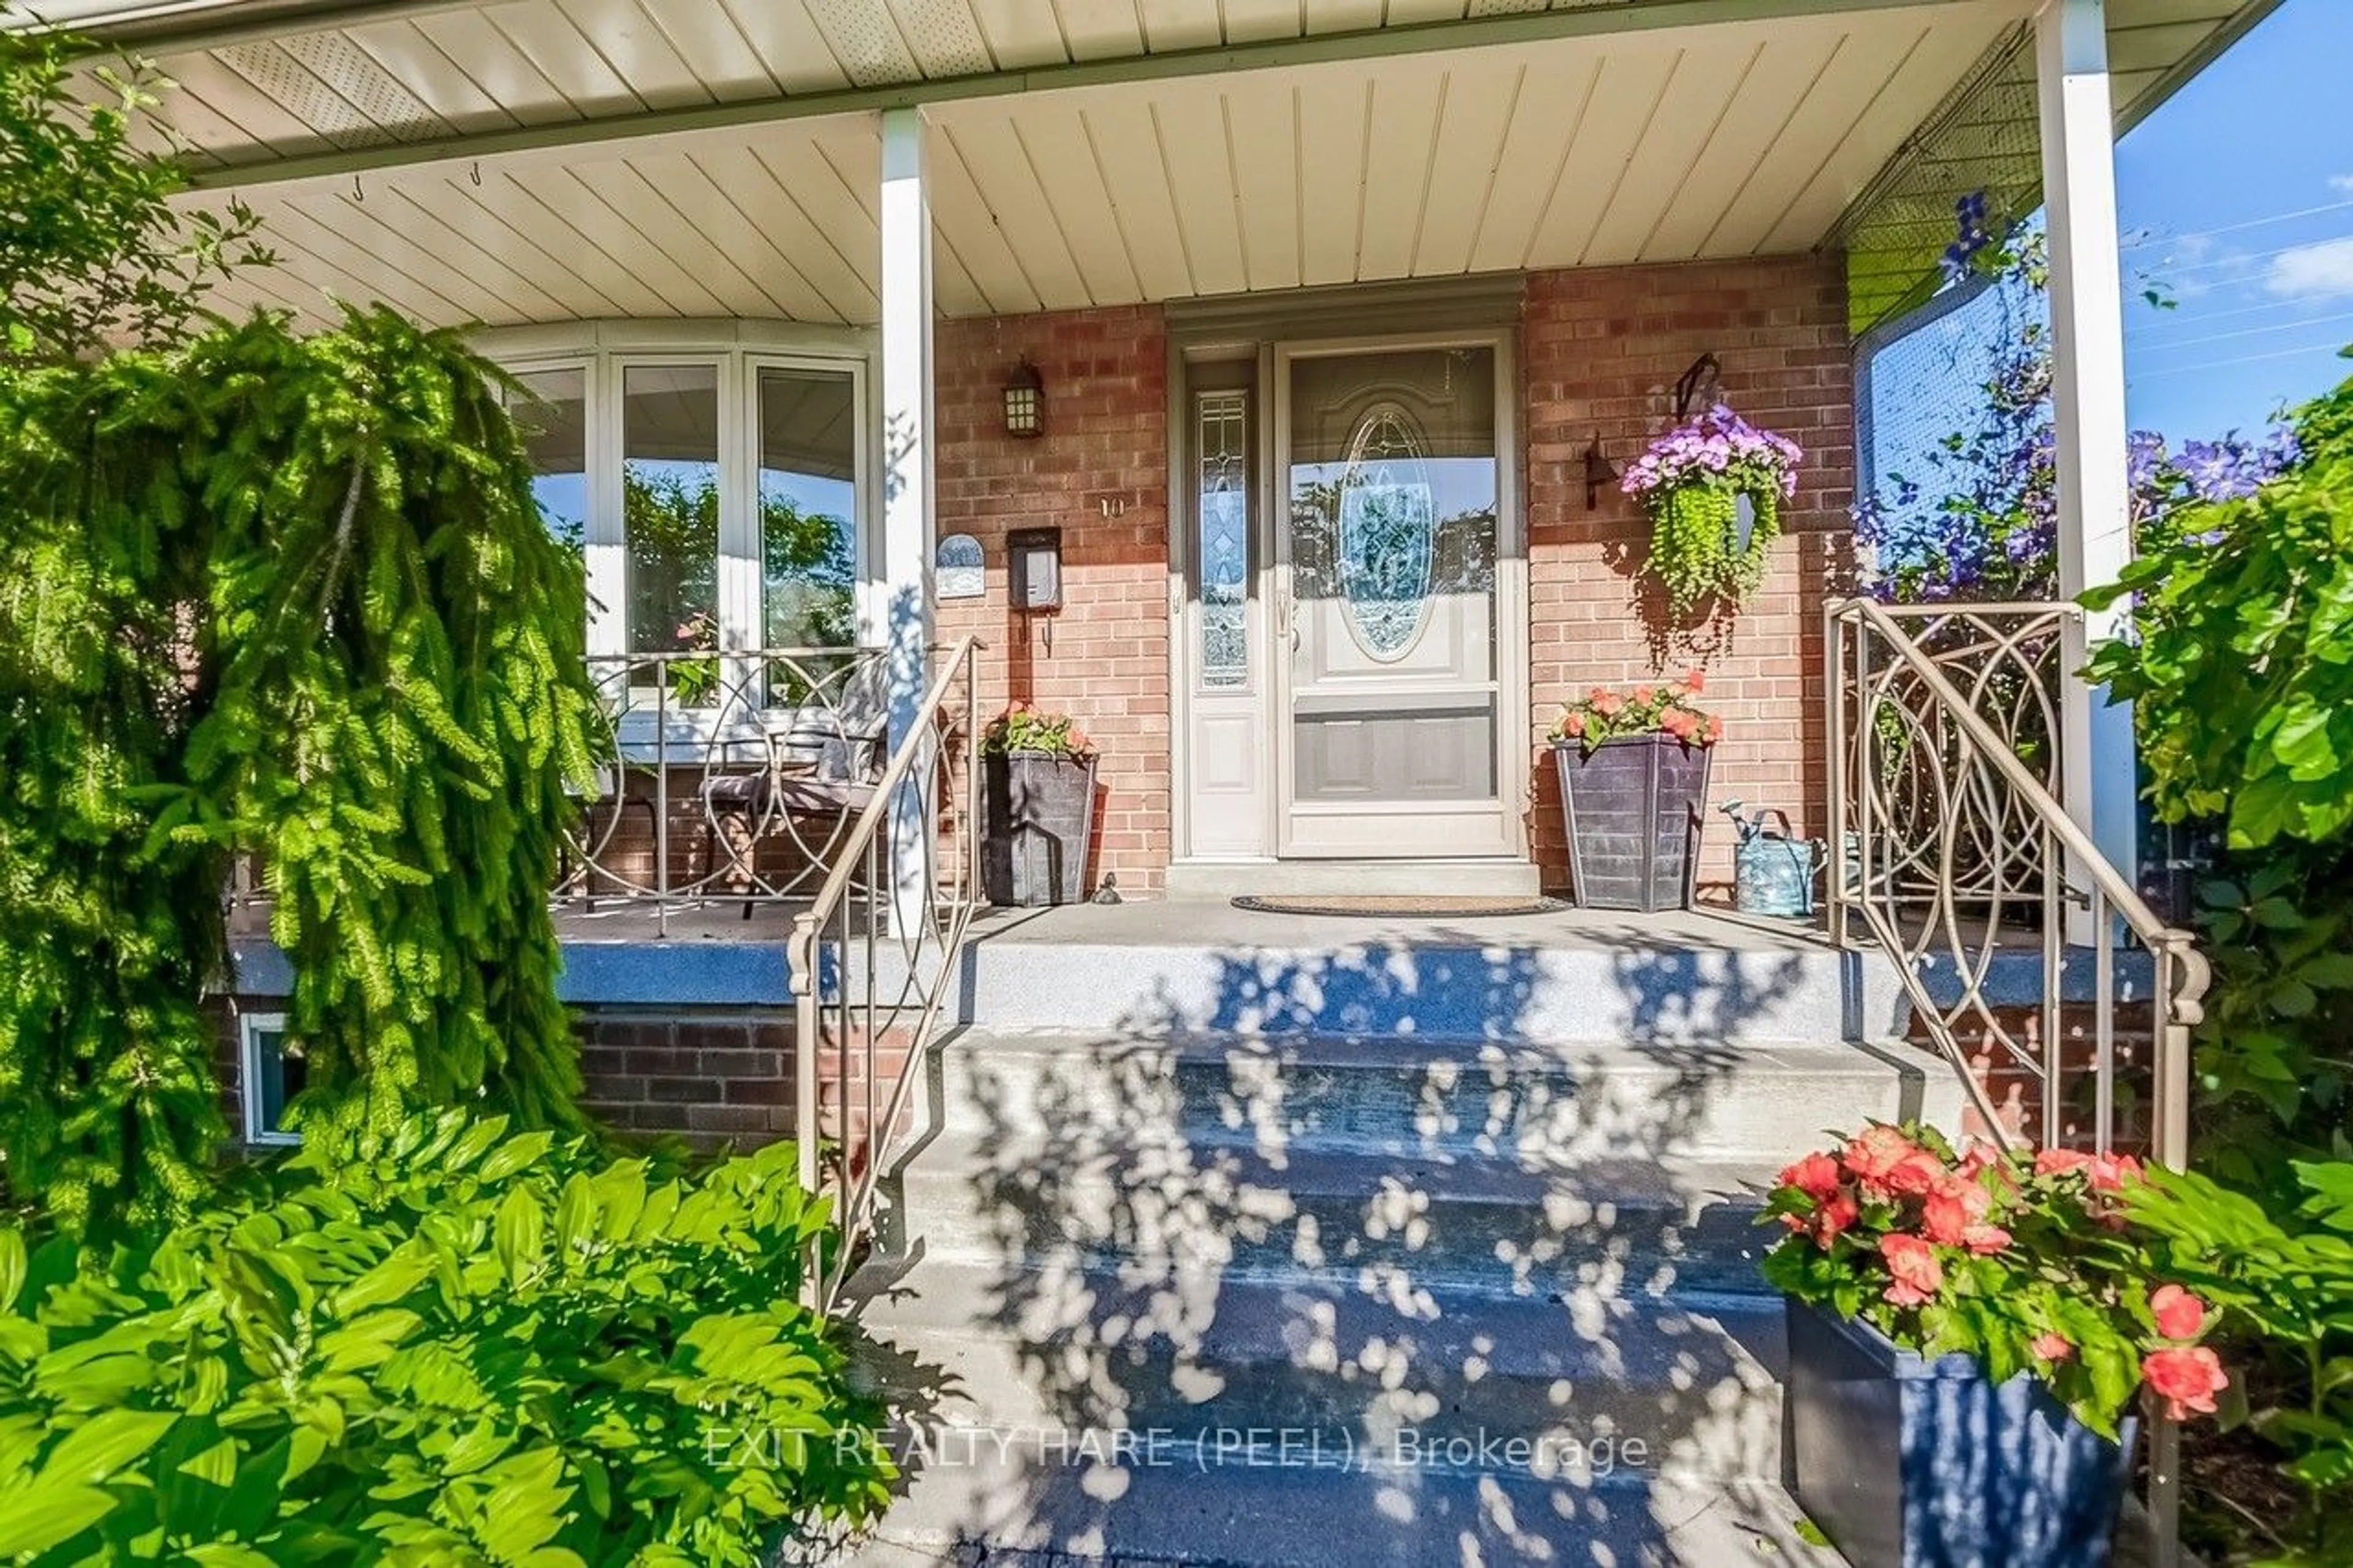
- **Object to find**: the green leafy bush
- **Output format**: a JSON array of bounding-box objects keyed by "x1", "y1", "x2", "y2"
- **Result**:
[
  {"x1": 2175, "y1": 853, "x2": 2353, "y2": 1184},
  {"x1": 2085, "y1": 371, "x2": 2352, "y2": 850},
  {"x1": 1, "y1": 29, "x2": 268, "y2": 365},
  {"x1": 0, "y1": 1112, "x2": 894, "y2": 1565},
  {"x1": 2128, "y1": 1162, "x2": 2353, "y2": 1564},
  {"x1": 2081, "y1": 371, "x2": 2353, "y2": 1179},
  {"x1": 980, "y1": 700, "x2": 1094, "y2": 759}
]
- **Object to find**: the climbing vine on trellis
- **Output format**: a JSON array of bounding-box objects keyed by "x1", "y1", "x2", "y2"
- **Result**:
[{"x1": 0, "y1": 311, "x2": 601, "y2": 1232}]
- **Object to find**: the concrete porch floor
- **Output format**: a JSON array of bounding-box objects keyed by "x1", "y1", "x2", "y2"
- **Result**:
[
  {"x1": 963, "y1": 898, "x2": 1836, "y2": 955},
  {"x1": 528, "y1": 895, "x2": 1833, "y2": 952},
  {"x1": 232, "y1": 892, "x2": 2071, "y2": 1023}
]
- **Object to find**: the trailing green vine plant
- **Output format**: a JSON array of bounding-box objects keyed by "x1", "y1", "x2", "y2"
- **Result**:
[
  {"x1": 1621, "y1": 404, "x2": 1803, "y2": 619},
  {"x1": 0, "y1": 359, "x2": 232, "y2": 1237},
  {"x1": 0, "y1": 23, "x2": 601, "y2": 1228},
  {"x1": 0, "y1": 313, "x2": 604, "y2": 1227},
  {"x1": 177, "y1": 311, "x2": 602, "y2": 1156}
]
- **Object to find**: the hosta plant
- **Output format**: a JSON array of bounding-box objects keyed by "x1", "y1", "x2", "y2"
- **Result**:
[
  {"x1": 1621, "y1": 404, "x2": 1802, "y2": 618},
  {"x1": 2123, "y1": 1159, "x2": 2353, "y2": 1563},
  {"x1": 1762, "y1": 1122, "x2": 2229, "y2": 1439},
  {"x1": 0, "y1": 1111, "x2": 895, "y2": 1566},
  {"x1": 1549, "y1": 670, "x2": 1722, "y2": 754},
  {"x1": 982, "y1": 699, "x2": 1094, "y2": 759}
]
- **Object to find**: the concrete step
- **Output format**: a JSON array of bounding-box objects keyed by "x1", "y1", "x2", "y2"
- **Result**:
[
  {"x1": 851, "y1": 1257, "x2": 1789, "y2": 1488},
  {"x1": 952, "y1": 906, "x2": 1910, "y2": 1047},
  {"x1": 893, "y1": 1143, "x2": 1783, "y2": 1298},
  {"x1": 925, "y1": 1029, "x2": 1949, "y2": 1168},
  {"x1": 828, "y1": 1437, "x2": 1841, "y2": 1567}
]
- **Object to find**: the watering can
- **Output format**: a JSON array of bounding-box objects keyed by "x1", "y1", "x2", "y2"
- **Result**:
[{"x1": 1720, "y1": 800, "x2": 1825, "y2": 919}]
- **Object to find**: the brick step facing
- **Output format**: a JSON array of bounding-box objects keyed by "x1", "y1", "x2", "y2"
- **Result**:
[{"x1": 834, "y1": 1021, "x2": 1929, "y2": 1566}]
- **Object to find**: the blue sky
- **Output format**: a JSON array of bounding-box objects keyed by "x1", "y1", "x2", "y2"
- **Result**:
[{"x1": 2119, "y1": 0, "x2": 2353, "y2": 439}]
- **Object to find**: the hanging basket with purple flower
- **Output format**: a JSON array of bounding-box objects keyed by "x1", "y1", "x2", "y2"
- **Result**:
[{"x1": 1621, "y1": 404, "x2": 1803, "y2": 618}]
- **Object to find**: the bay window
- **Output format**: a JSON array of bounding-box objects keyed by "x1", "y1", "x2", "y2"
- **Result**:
[{"x1": 492, "y1": 326, "x2": 871, "y2": 716}]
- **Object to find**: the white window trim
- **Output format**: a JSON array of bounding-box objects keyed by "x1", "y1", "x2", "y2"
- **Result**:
[
  {"x1": 238, "y1": 1011, "x2": 300, "y2": 1147},
  {"x1": 478, "y1": 319, "x2": 882, "y2": 661}
]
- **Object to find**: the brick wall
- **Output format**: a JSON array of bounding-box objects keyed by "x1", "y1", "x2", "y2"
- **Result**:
[
  {"x1": 575, "y1": 1009, "x2": 797, "y2": 1141},
  {"x1": 930, "y1": 262, "x2": 1853, "y2": 898},
  {"x1": 933, "y1": 306, "x2": 1172, "y2": 898},
  {"x1": 221, "y1": 1004, "x2": 912, "y2": 1156},
  {"x1": 1522, "y1": 257, "x2": 1855, "y2": 897}
]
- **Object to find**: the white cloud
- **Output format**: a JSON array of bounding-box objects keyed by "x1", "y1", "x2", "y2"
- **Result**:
[
  {"x1": 2266, "y1": 236, "x2": 2353, "y2": 300},
  {"x1": 2332, "y1": 174, "x2": 2353, "y2": 195}
]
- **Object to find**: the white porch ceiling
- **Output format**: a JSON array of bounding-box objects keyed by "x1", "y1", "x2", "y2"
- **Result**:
[
  {"x1": 197, "y1": 5, "x2": 2036, "y2": 330},
  {"x1": 55, "y1": 0, "x2": 2266, "y2": 172},
  {"x1": 99, "y1": 0, "x2": 2268, "y2": 330}
]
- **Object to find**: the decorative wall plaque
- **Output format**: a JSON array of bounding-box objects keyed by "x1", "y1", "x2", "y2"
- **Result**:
[{"x1": 936, "y1": 532, "x2": 985, "y2": 599}]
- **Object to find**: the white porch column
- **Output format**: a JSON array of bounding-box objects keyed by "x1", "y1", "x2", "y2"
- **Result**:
[
  {"x1": 2037, "y1": 0, "x2": 2137, "y2": 930},
  {"x1": 880, "y1": 106, "x2": 936, "y2": 934}
]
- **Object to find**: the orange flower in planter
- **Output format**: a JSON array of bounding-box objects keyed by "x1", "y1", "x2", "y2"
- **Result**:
[
  {"x1": 1879, "y1": 1233, "x2": 1944, "y2": 1307},
  {"x1": 2150, "y1": 1284, "x2": 2207, "y2": 1341},
  {"x1": 1811, "y1": 1191, "x2": 1860, "y2": 1248},
  {"x1": 1550, "y1": 677, "x2": 1720, "y2": 754},
  {"x1": 1778, "y1": 1151, "x2": 1843, "y2": 1202},
  {"x1": 1845, "y1": 1124, "x2": 1946, "y2": 1199},
  {"x1": 1763, "y1": 1121, "x2": 2237, "y2": 1449},
  {"x1": 2034, "y1": 1146, "x2": 2145, "y2": 1193},
  {"x1": 2142, "y1": 1346, "x2": 2229, "y2": 1421},
  {"x1": 1922, "y1": 1175, "x2": 2011, "y2": 1255}
]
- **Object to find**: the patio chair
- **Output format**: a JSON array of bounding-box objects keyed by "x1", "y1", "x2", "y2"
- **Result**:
[{"x1": 697, "y1": 659, "x2": 890, "y2": 918}]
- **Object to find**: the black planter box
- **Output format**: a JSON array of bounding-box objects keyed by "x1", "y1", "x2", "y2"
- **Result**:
[
  {"x1": 1784, "y1": 1298, "x2": 2135, "y2": 1568},
  {"x1": 1555, "y1": 733, "x2": 1711, "y2": 912},
  {"x1": 982, "y1": 750, "x2": 1097, "y2": 907}
]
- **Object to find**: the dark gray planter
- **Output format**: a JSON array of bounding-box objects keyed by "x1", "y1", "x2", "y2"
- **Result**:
[
  {"x1": 982, "y1": 750, "x2": 1097, "y2": 907},
  {"x1": 1554, "y1": 734, "x2": 1711, "y2": 912},
  {"x1": 1784, "y1": 1298, "x2": 2135, "y2": 1568}
]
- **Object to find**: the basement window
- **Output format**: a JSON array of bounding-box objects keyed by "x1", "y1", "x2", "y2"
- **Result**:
[{"x1": 239, "y1": 1012, "x2": 303, "y2": 1146}]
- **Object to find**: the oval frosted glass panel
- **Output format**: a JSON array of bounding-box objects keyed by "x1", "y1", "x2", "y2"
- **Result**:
[{"x1": 1336, "y1": 404, "x2": 1436, "y2": 658}]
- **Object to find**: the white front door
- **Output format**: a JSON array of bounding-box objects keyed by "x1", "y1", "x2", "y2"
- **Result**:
[
  {"x1": 1172, "y1": 329, "x2": 1526, "y2": 869},
  {"x1": 1274, "y1": 336, "x2": 1520, "y2": 858}
]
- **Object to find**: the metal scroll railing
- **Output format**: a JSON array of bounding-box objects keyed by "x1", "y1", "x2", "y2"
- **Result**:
[
  {"x1": 1826, "y1": 598, "x2": 2211, "y2": 1567},
  {"x1": 787, "y1": 635, "x2": 982, "y2": 1313},
  {"x1": 562, "y1": 646, "x2": 892, "y2": 933},
  {"x1": 1825, "y1": 598, "x2": 2207, "y2": 1164}
]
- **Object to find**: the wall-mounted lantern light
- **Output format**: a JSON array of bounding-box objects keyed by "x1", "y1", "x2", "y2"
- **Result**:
[{"x1": 1002, "y1": 357, "x2": 1044, "y2": 439}]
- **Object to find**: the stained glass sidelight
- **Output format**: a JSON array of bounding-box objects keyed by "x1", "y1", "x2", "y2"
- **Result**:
[{"x1": 1198, "y1": 389, "x2": 1250, "y2": 688}]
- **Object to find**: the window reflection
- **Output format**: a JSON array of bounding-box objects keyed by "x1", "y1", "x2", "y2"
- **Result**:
[
  {"x1": 757, "y1": 367, "x2": 857, "y2": 653},
  {"x1": 507, "y1": 366, "x2": 586, "y2": 551},
  {"x1": 622, "y1": 365, "x2": 722, "y2": 705}
]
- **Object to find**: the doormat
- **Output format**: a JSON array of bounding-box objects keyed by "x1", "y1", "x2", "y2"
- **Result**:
[{"x1": 1230, "y1": 894, "x2": 1571, "y2": 918}]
